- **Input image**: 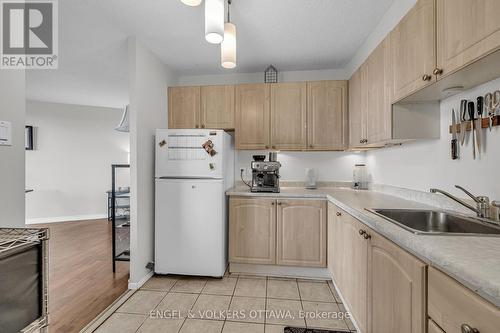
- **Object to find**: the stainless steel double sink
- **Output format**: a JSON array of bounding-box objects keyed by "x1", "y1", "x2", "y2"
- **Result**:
[{"x1": 367, "y1": 208, "x2": 500, "y2": 236}]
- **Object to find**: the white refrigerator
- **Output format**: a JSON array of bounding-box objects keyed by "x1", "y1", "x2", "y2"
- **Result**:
[{"x1": 154, "y1": 129, "x2": 234, "y2": 277}]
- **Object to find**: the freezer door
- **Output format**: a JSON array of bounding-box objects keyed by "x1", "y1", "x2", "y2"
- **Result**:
[
  {"x1": 155, "y1": 179, "x2": 226, "y2": 277},
  {"x1": 155, "y1": 129, "x2": 225, "y2": 179}
]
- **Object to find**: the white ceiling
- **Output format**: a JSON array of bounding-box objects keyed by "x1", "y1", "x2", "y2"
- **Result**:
[{"x1": 27, "y1": 0, "x2": 395, "y2": 108}]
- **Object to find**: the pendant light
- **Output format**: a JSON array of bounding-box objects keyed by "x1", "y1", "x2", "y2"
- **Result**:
[
  {"x1": 181, "y1": 0, "x2": 202, "y2": 6},
  {"x1": 221, "y1": 0, "x2": 236, "y2": 69},
  {"x1": 205, "y1": 0, "x2": 224, "y2": 44}
]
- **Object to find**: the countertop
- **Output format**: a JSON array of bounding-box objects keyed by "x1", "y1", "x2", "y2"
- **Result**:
[{"x1": 226, "y1": 186, "x2": 500, "y2": 307}]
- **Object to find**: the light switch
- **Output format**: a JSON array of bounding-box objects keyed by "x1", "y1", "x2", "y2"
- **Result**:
[{"x1": 0, "y1": 121, "x2": 12, "y2": 146}]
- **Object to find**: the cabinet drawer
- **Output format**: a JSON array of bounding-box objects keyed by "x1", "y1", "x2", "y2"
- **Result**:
[{"x1": 428, "y1": 267, "x2": 500, "y2": 333}]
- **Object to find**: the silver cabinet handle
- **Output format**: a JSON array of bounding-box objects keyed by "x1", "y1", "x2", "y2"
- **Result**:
[
  {"x1": 461, "y1": 324, "x2": 479, "y2": 333},
  {"x1": 433, "y1": 68, "x2": 443, "y2": 76}
]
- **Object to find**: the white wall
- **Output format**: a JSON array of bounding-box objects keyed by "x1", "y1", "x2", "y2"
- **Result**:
[
  {"x1": 367, "y1": 77, "x2": 500, "y2": 200},
  {"x1": 0, "y1": 71, "x2": 26, "y2": 228},
  {"x1": 128, "y1": 37, "x2": 177, "y2": 288},
  {"x1": 25, "y1": 101, "x2": 130, "y2": 223},
  {"x1": 178, "y1": 68, "x2": 348, "y2": 86},
  {"x1": 237, "y1": 151, "x2": 365, "y2": 183}
]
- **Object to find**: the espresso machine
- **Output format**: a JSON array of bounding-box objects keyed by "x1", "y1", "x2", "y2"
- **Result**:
[{"x1": 251, "y1": 153, "x2": 281, "y2": 193}]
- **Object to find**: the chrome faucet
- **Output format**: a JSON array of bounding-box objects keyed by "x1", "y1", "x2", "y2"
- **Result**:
[{"x1": 430, "y1": 185, "x2": 490, "y2": 219}]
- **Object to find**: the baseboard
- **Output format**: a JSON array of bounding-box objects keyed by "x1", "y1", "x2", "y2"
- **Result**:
[
  {"x1": 229, "y1": 263, "x2": 331, "y2": 280},
  {"x1": 26, "y1": 214, "x2": 107, "y2": 224},
  {"x1": 128, "y1": 270, "x2": 154, "y2": 290}
]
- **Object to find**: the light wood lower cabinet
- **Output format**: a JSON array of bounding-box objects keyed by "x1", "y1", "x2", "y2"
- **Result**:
[
  {"x1": 428, "y1": 319, "x2": 445, "y2": 333},
  {"x1": 428, "y1": 266, "x2": 500, "y2": 333},
  {"x1": 328, "y1": 204, "x2": 426, "y2": 333},
  {"x1": 229, "y1": 197, "x2": 276, "y2": 265},
  {"x1": 328, "y1": 206, "x2": 369, "y2": 333},
  {"x1": 229, "y1": 197, "x2": 326, "y2": 268},
  {"x1": 368, "y1": 228, "x2": 426, "y2": 333},
  {"x1": 276, "y1": 199, "x2": 326, "y2": 267}
]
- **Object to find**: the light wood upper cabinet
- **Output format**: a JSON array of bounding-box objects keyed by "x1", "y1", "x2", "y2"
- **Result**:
[
  {"x1": 168, "y1": 86, "x2": 200, "y2": 129},
  {"x1": 428, "y1": 267, "x2": 500, "y2": 333},
  {"x1": 270, "y1": 83, "x2": 307, "y2": 150},
  {"x1": 368, "y1": 229, "x2": 426, "y2": 333},
  {"x1": 235, "y1": 84, "x2": 271, "y2": 150},
  {"x1": 391, "y1": 0, "x2": 436, "y2": 102},
  {"x1": 276, "y1": 199, "x2": 326, "y2": 267},
  {"x1": 349, "y1": 36, "x2": 392, "y2": 148},
  {"x1": 329, "y1": 207, "x2": 369, "y2": 333},
  {"x1": 229, "y1": 197, "x2": 276, "y2": 265},
  {"x1": 201, "y1": 85, "x2": 235, "y2": 129},
  {"x1": 365, "y1": 37, "x2": 392, "y2": 144},
  {"x1": 436, "y1": 0, "x2": 500, "y2": 78},
  {"x1": 307, "y1": 81, "x2": 347, "y2": 150},
  {"x1": 349, "y1": 68, "x2": 365, "y2": 148}
]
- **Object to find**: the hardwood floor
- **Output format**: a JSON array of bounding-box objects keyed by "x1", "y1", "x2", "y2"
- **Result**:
[{"x1": 39, "y1": 219, "x2": 129, "y2": 333}]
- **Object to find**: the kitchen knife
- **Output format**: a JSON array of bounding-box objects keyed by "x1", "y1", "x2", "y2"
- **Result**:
[
  {"x1": 468, "y1": 101, "x2": 476, "y2": 160},
  {"x1": 460, "y1": 99, "x2": 467, "y2": 145},
  {"x1": 476, "y1": 96, "x2": 483, "y2": 154},
  {"x1": 451, "y1": 109, "x2": 458, "y2": 160}
]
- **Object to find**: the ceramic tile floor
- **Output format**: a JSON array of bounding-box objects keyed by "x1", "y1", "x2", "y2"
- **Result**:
[{"x1": 93, "y1": 272, "x2": 356, "y2": 333}]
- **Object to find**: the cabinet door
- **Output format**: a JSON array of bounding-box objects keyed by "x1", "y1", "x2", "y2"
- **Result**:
[
  {"x1": 327, "y1": 202, "x2": 340, "y2": 279},
  {"x1": 307, "y1": 81, "x2": 347, "y2": 150},
  {"x1": 437, "y1": 0, "x2": 500, "y2": 77},
  {"x1": 368, "y1": 229, "x2": 427, "y2": 333},
  {"x1": 330, "y1": 208, "x2": 369, "y2": 333},
  {"x1": 276, "y1": 199, "x2": 326, "y2": 267},
  {"x1": 235, "y1": 84, "x2": 271, "y2": 150},
  {"x1": 270, "y1": 82, "x2": 307, "y2": 150},
  {"x1": 229, "y1": 197, "x2": 276, "y2": 265},
  {"x1": 168, "y1": 86, "x2": 200, "y2": 129},
  {"x1": 365, "y1": 37, "x2": 392, "y2": 144},
  {"x1": 428, "y1": 320, "x2": 445, "y2": 333},
  {"x1": 428, "y1": 267, "x2": 500, "y2": 333},
  {"x1": 201, "y1": 85, "x2": 235, "y2": 130},
  {"x1": 391, "y1": 0, "x2": 436, "y2": 102},
  {"x1": 349, "y1": 68, "x2": 365, "y2": 148}
]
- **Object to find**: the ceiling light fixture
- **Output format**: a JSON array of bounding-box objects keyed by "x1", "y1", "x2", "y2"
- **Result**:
[
  {"x1": 221, "y1": 0, "x2": 236, "y2": 69},
  {"x1": 205, "y1": 0, "x2": 224, "y2": 44},
  {"x1": 180, "y1": 0, "x2": 202, "y2": 6}
]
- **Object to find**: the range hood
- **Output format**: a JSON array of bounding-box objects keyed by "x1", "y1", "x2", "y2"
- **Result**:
[{"x1": 115, "y1": 105, "x2": 129, "y2": 132}]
